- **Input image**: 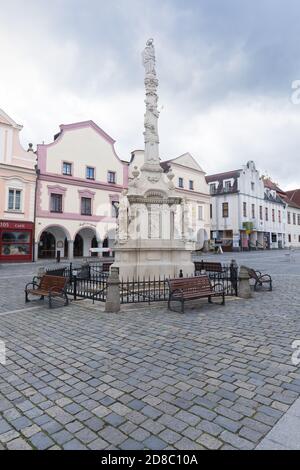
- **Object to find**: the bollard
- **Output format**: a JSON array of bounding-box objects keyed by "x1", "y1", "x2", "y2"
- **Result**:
[
  {"x1": 105, "y1": 267, "x2": 120, "y2": 313},
  {"x1": 230, "y1": 259, "x2": 238, "y2": 296},
  {"x1": 238, "y1": 265, "x2": 251, "y2": 299}
]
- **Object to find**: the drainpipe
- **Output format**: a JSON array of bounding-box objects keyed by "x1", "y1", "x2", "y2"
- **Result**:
[{"x1": 31, "y1": 145, "x2": 39, "y2": 263}]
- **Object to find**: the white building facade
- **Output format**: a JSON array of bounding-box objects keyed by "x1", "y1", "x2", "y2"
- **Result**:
[
  {"x1": 207, "y1": 161, "x2": 286, "y2": 251},
  {"x1": 284, "y1": 190, "x2": 300, "y2": 248},
  {"x1": 130, "y1": 151, "x2": 211, "y2": 250},
  {"x1": 35, "y1": 120, "x2": 128, "y2": 260}
]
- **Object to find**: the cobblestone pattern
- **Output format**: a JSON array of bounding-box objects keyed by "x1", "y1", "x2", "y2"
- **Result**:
[{"x1": 0, "y1": 251, "x2": 300, "y2": 450}]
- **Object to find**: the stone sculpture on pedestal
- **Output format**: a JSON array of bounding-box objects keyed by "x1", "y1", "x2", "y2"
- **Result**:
[{"x1": 112, "y1": 39, "x2": 195, "y2": 279}]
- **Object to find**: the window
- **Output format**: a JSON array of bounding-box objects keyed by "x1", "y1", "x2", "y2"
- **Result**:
[
  {"x1": 288, "y1": 234, "x2": 291, "y2": 243},
  {"x1": 293, "y1": 213, "x2": 296, "y2": 225},
  {"x1": 251, "y1": 182, "x2": 255, "y2": 191},
  {"x1": 81, "y1": 197, "x2": 92, "y2": 215},
  {"x1": 111, "y1": 201, "x2": 118, "y2": 218},
  {"x1": 8, "y1": 189, "x2": 22, "y2": 211},
  {"x1": 210, "y1": 204, "x2": 212, "y2": 219},
  {"x1": 178, "y1": 177, "x2": 184, "y2": 188},
  {"x1": 278, "y1": 210, "x2": 281, "y2": 223},
  {"x1": 288, "y1": 212, "x2": 291, "y2": 224},
  {"x1": 1, "y1": 230, "x2": 31, "y2": 258},
  {"x1": 259, "y1": 205, "x2": 263, "y2": 220},
  {"x1": 107, "y1": 171, "x2": 116, "y2": 184},
  {"x1": 210, "y1": 183, "x2": 216, "y2": 194},
  {"x1": 50, "y1": 194, "x2": 62, "y2": 213},
  {"x1": 62, "y1": 162, "x2": 72, "y2": 176},
  {"x1": 243, "y1": 202, "x2": 247, "y2": 217},
  {"x1": 272, "y1": 209, "x2": 275, "y2": 222},
  {"x1": 298, "y1": 214, "x2": 300, "y2": 225},
  {"x1": 222, "y1": 202, "x2": 229, "y2": 218},
  {"x1": 224, "y1": 181, "x2": 231, "y2": 192},
  {"x1": 86, "y1": 167, "x2": 95, "y2": 180},
  {"x1": 198, "y1": 206, "x2": 203, "y2": 220},
  {"x1": 189, "y1": 180, "x2": 194, "y2": 190},
  {"x1": 299, "y1": 235, "x2": 300, "y2": 243},
  {"x1": 251, "y1": 204, "x2": 255, "y2": 219},
  {"x1": 265, "y1": 207, "x2": 268, "y2": 221}
]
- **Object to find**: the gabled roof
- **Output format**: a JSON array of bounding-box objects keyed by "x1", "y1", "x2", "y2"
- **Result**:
[
  {"x1": 0, "y1": 108, "x2": 23, "y2": 130},
  {"x1": 262, "y1": 177, "x2": 284, "y2": 194},
  {"x1": 52, "y1": 120, "x2": 116, "y2": 145},
  {"x1": 161, "y1": 153, "x2": 204, "y2": 172}
]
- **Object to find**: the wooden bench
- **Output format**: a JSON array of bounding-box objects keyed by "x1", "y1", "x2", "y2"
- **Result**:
[
  {"x1": 194, "y1": 261, "x2": 226, "y2": 275},
  {"x1": 167, "y1": 275, "x2": 225, "y2": 313},
  {"x1": 25, "y1": 275, "x2": 69, "y2": 308},
  {"x1": 245, "y1": 267, "x2": 272, "y2": 291}
]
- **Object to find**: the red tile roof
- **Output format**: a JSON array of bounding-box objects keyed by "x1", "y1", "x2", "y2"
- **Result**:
[{"x1": 285, "y1": 189, "x2": 300, "y2": 208}]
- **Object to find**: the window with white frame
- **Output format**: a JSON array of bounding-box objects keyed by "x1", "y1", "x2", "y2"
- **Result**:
[
  {"x1": 210, "y1": 183, "x2": 216, "y2": 194},
  {"x1": 8, "y1": 189, "x2": 22, "y2": 211},
  {"x1": 224, "y1": 180, "x2": 231, "y2": 192}
]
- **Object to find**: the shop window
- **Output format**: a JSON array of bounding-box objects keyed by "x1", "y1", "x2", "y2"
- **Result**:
[{"x1": 1, "y1": 231, "x2": 30, "y2": 256}]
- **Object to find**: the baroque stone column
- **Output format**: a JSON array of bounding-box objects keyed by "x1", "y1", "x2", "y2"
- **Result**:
[{"x1": 141, "y1": 38, "x2": 162, "y2": 173}]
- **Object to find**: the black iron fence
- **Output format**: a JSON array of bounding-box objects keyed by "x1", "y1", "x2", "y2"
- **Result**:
[{"x1": 43, "y1": 262, "x2": 238, "y2": 304}]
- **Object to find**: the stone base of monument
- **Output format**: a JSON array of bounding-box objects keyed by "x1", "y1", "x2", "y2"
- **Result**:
[{"x1": 112, "y1": 239, "x2": 195, "y2": 280}]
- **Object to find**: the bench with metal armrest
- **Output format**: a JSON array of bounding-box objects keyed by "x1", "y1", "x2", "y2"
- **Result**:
[
  {"x1": 167, "y1": 275, "x2": 225, "y2": 313},
  {"x1": 25, "y1": 274, "x2": 69, "y2": 308}
]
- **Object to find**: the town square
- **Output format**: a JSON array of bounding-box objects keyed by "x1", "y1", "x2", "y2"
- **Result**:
[{"x1": 1, "y1": 0, "x2": 300, "y2": 459}]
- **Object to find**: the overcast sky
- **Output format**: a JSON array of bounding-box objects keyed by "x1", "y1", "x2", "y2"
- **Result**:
[{"x1": 1, "y1": 0, "x2": 300, "y2": 189}]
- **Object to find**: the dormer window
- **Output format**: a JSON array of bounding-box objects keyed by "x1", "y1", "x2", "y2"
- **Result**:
[
  {"x1": 224, "y1": 181, "x2": 231, "y2": 192},
  {"x1": 210, "y1": 183, "x2": 216, "y2": 194}
]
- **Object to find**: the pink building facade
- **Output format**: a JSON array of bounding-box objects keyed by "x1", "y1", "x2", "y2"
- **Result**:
[
  {"x1": 35, "y1": 120, "x2": 128, "y2": 260},
  {"x1": 0, "y1": 109, "x2": 36, "y2": 262}
]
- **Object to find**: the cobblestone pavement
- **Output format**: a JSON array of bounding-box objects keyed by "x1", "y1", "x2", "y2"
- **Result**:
[{"x1": 0, "y1": 251, "x2": 300, "y2": 450}]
